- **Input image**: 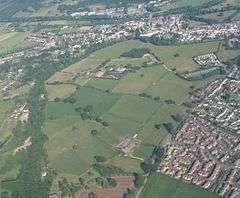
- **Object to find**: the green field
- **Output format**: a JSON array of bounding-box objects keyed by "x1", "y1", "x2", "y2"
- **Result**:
[
  {"x1": 198, "y1": 10, "x2": 236, "y2": 22},
  {"x1": 142, "y1": 173, "x2": 219, "y2": 198},
  {"x1": 46, "y1": 40, "x2": 220, "y2": 98},
  {"x1": 146, "y1": 72, "x2": 218, "y2": 104},
  {"x1": 160, "y1": 0, "x2": 213, "y2": 11},
  {"x1": 45, "y1": 39, "x2": 225, "y2": 183},
  {"x1": 0, "y1": 32, "x2": 33, "y2": 55},
  {"x1": 0, "y1": 98, "x2": 15, "y2": 140}
]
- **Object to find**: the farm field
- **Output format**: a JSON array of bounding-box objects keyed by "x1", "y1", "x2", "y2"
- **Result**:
[
  {"x1": 46, "y1": 40, "x2": 220, "y2": 98},
  {"x1": 142, "y1": 173, "x2": 218, "y2": 198},
  {"x1": 160, "y1": 0, "x2": 213, "y2": 11},
  {"x1": 198, "y1": 10, "x2": 236, "y2": 22},
  {"x1": 44, "y1": 39, "x2": 225, "y2": 183},
  {"x1": 217, "y1": 43, "x2": 240, "y2": 62},
  {"x1": 46, "y1": 84, "x2": 77, "y2": 101},
  {"x1": 145, "y1": 71, "x2": 219, "y2": 104},
  {"x1": 0, "y1": 32, "x2": 33, "y2": 55}
]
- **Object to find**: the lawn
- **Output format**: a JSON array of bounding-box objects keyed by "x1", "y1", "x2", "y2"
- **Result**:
[{"x1": 142, "y1": 173, "x2": 218, "y2": 198}]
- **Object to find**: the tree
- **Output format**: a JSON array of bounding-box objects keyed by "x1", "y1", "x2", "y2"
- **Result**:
[
  {"x1": 78, "y1": 177, "x2": 85, "y2": 186},
  {"x1": 154, "y1": 124, "x2": 161, "y2": 130},
  {"x1": 107, "y1": 177, "x2": 117, "y2": 187},
  {"x1": 91, "y1": 129, "x2": 98, "y2": 136},
  {"x1": 94, "y1": 155, "x2": 106, "y2": 162},
  {"x1": 88, "y1": 192, "x2": 97, "y2": 198},
  {"x1": 54, "y1": 97, "x2": 61, "y2": 102},
  {"x1": 101, "y1": 121, "x2": 109, "y2": 127},
  {"x1": 163, "y1": 122, "x2": 175, "y2": 134}
]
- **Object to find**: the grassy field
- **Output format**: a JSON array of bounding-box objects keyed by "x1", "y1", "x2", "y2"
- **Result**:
[
  {"x1": 46, "y1": 40, "x2": 220, "y2": 98},
  {"x1": 142, "y1": 173, "x2": 218, "y2": 198},
  {"x1": 46, "y1": 84, "x2": 77, "y2": 101},
  {"x1": 0, "y1": 98, "x2": 15, "y2": 140},
  {"x1": 160, "y1": 0, "x2": 213, "y2": 11},
  {"x1": 145, "y1": 72, "x2": 218, "y2": 105},
  {"x1": 113, "y1": 65, "x2": 167, "y2": 94},
  {"x1": 217, "y1": 42, "x2": 240, "y2": 62},
  {"x1": 0, "y1": 32, "x2": 33, "y2": 55},
  {"x1": 45, "y1": 39, "x2": 225, "y2": 183},
  {"x1": 198, "y1": 10, "x2": 236, "y2": 22},
  {"x1": 148, "y1": 41, "x2": 219, "y2": 72}
]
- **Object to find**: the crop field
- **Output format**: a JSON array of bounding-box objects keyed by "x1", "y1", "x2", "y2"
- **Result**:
[
  {"x1": 0, "y1": 32, "x2": 33, "y2": 55},
  {"x1": 142, "y1": 173, "x2": 218, "y2": 198}
]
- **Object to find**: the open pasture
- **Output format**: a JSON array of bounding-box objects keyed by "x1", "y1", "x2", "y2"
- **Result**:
[
  {"x1": 198, "y1": 10, "x2": 236, "y2": 22},
  {"x1": 46, "y1": 40, "x2": 220, "y2": 99},
  {"x1": 108, "y1": 95, "x2": 158, "y2": 124},
  {"x1": 44, "y1": 39, "x2": 225, "y2": 182},
  {"x1": 112, "y1": 65, "x2": 167, "y2": 94},
  {"x1": 160, "y1": 0, "x2": 213, "y2": 12},
  {"x1": 0, "y1": 32, "x2": 33, "y2": 55},
  {"x1": 46, "y1": 100, "x2": 117, "y2": 175},
  {"x1": 142, "y1": 173, "x2": 218, "y2": 198},
  {"x1": 148, "y1": 41, "x2": 219, "y2": 72},
  {"x1": 146, "y1": 71, "x2": 220, "y2": 105},
  {"x1": 46, "y1": 84, "x2": 77, "y2": 101}
]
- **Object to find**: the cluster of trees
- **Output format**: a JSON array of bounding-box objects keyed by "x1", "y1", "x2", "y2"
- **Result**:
[
  {"x1": 75, "y1": 105, "x2": 96, "y2": 120},
  {"x1": 138, "y1": 93, "x2": 160, "y2": 102},
  {"x1": 6, "y1": 81, "x2": 53, "y2": 198},
  {"x1": 58, "y1": 177, "x2": 81, "y2": 197},
  {"x1": 93, "y1": 163, "x2": 125, "y2": 177},
  {"x1": 74, "y1": 105, "x2": 109, "y2": 126},
  {"x1": 140, "y1": 146, "x2": 164, "y2": 173},
  {"x1": 163, "y1": 122, "x2": 176, "y2": 135},
  {"x1": 120, "y1": 48, "x2": 151, "y2": 58},
  {"x1": 94, "y1": 176, "x2": 117, "y2": 189},
  {"x1": 140, "y1": 35, "x2": 177, "y2": 46}
]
